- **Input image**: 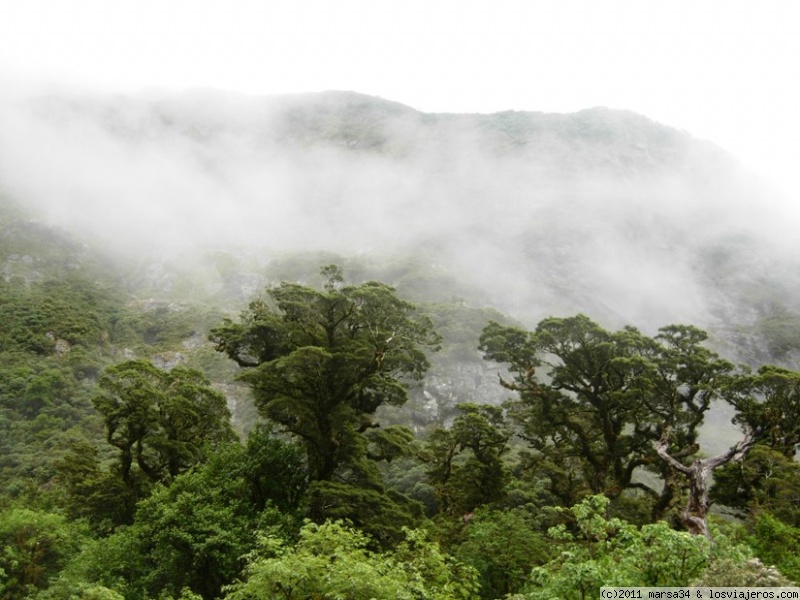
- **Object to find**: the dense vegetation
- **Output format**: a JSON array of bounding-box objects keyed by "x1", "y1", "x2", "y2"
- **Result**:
[
  {"x1": 2, "y1": 88, "x2": 800, "y2": 597},
  {"x1": 2, "y1": 231, "x2": 799, "y2": 598}
]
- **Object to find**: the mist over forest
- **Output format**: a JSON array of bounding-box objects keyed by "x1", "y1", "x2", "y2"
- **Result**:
[
  {"x1": 3, "y1": 87, "x2": 799, "y2": 344},
  {"x1": 3, "y1": 86, "x2": 800, "y2": 599}
]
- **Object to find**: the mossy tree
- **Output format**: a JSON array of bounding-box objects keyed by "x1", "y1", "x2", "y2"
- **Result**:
[
  {"x1": 425, "y1": 403, "x2": 510, "y2": 516},
  {"x1": 479, "y1": 316, "x2": 661, "y2": 504},
  {"x1": 479, "y1": 314, "x2": 800, "y2": 538},
  {"x1": 210, "y1": 265, "x2": 440, "y2": 483},
  {"x1": 93, "y1": 360, "x2": 236, "y2": 487}
]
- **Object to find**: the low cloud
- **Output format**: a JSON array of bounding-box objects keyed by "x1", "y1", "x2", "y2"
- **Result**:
[{"x1": 1, "y1": 84, "x2": 797, "y2": 338}]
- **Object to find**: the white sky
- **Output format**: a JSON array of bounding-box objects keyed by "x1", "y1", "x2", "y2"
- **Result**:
[{"x1": 1, "y1": 0, "x2": 799, "y2": 201}]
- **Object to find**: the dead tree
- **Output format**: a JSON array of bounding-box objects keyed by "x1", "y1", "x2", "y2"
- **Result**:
[{"x1": 654, "y1": 427, "x2": 755, "y2": 539}]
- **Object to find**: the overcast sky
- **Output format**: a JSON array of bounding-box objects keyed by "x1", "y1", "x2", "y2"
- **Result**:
[{"x1": 2, "y1": 0, "x2": 799, "y2": 202}]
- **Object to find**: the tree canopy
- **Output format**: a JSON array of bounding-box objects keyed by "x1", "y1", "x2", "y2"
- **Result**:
[
  {"x1": 210, "y1": 265, "x2": 441, "y2": 482},
  {"x1": 479, "y1": 314, "x2": 800, "y2": 537},
  {"x1": 93, "y1": 360, "x2": 235, "y2": 486},
  {"x1": 2, "y1": 235, "x2": 799, "y2": 597}
]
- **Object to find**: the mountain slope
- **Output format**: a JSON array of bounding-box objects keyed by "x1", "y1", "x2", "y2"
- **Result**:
[{"x1": 1, "y1": 89, "x2": 799, "y2": 367}]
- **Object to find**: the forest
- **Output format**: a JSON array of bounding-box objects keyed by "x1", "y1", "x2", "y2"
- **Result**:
[
  {"x1": 2, "y1": 250, "x2": 799, "y2": 599},
  {"x1": 2, "y1": 91, "x2": 800, "y2": 599}
]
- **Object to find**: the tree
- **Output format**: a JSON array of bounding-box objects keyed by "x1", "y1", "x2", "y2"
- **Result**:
[
  {"x1": 241, "y1": 424, "x2": 308, "y2": 513},
  {"x1": 54, "y1": 439, "x2": 141, "y2": 531},
  {"x1": 654, "y1": 427, "x2": 754, "y2": 538},
  {"x1": 454, "y1": 508, "x2": 551, "y2": 599},
  {"x1": 656, "y1": 362, "x2": 800, "y2": 538},
  {"x1": 210, "y1": 265, "x2": 440, "y2": 483},
  {"x1": 479, "y1": 314, "x2": 789, "y2": 536},
  {"x1": 712, "y1": 445, "x2": 800, "y2": 527},
  {"x1": 425, "y1": 403, "x2": 510, "y2": 516},
  {"x1": 113, "y1": 460, "x2": 292, "y2": 600},
  {"x1": 515, "y1": 495, "x2": 762, "y2": 599},
  {"x1": 692, "y1": 556, "x2": 795, "y2": 587},
  {"x1": 93, "y1": 360, "x2": 235, "y2": 486},
  {"x1": 617, "y1": 324, "x2": 738, "y2": 523},
  {"x1": 0, "y1": 508, "x2": 87, "y2": 599},
  {"x1": 741, "y1": 513, "x2": 800, "y2": 583},
  {"x1": 305, "y1": 480, "x2": 425, "y2": 546},
  {"x1": 733, "y1": 365, "x2": 800, "y2": 458},
  {"x1": 617, "y1": 322, "x2": 739, "y2": 535},
  {"x1": 46, "y1": 437, "x2": 305, "y2": 600},
  {"x1": 479, "y1": 316, "x2": 659, "y2": 504},
  {"x1": 223, "y1": 520, "x2": 479, "y2": 600}
]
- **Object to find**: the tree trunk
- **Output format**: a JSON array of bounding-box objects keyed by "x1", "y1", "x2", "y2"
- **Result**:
[
  {"x1": 655, "y1": 427, "x2": 754, "y2": 539},
  {"x1": 681, "y1": 459, "x2": 714, "y2": 538}
]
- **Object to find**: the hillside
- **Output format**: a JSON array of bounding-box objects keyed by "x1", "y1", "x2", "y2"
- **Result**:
[
  {"x1": 2, "y1": 89, "x2": 799, "y2": 362},
  {"x1": 0, "y1": 196, "x2": 247, "y2": 497},
  {"x1": 3, "y1": 89, "x2": 800, "y2": 457},
  {"x1": 2, "y1": 90, "x2": 800, "y2": 599}
]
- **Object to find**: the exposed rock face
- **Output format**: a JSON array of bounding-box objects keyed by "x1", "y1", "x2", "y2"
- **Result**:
[
  {"x1": 44, "y1": 331, "x2": 71, "y2": 354},
  {"x1": 151, "y1": 352, "x2": 186, "y2": 370},
  {"x1": 53, "y1": 338, "x2": 71, "y2": 354},
  {"x1": 376, "y1": 357, "x2": 509, "y2": 429},
  {"x1": 181, "y1": 333, "x2": 206, "y2": 350},
  {"x1": 2, "y1": 253, "x2": 42, "y2": 283},
  {"x1": 418, "y1": 360, "x2": 508, "y2": 421}
]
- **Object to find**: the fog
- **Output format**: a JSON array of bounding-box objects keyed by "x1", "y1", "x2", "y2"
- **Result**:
[{"x1": 2, "y1": 83, "x2": 798, "y2": 341}]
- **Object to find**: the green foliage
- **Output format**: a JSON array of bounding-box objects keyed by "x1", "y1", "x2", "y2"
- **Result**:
[
  {"x1": 224, "y1": 520, "x2": 480, "y2": 600},
  {"x1": 479, "y1": 315, "x2": 794, "y2": 537},
  {"x1": 743, "y1": 513, "x2": 800, "y2": 584},
  {"x1": 0, "y1": 508, "x2": 87, "y2": 599},
  {"x1": 211, "y1": 265, "x2": 441, "y2": 483},
  {"x1": 0, "y1": 205, "x2": 242, "y2": 513},
  {"x1": 732, "y1": 365, "x2": 800, "y2": 457},
  {"x1": 712, "y1": 444, "x2": 800, "y2": 527},
  {"x1": 425, "y1": 403, "x2": 510, "y2": 516},
  {"x1": 516, "y1": 495, "x2": 757, "y2": 599},
  {"x1": 44, "y1": 434, "x2": 305, "y2": 600},
  {"x1": 382, "y1": 457, "x2": 438, "y2": 516},
  {"x1": 693, "y1": 557, "x2": 795, "y2": 587},
  {"x1": 0, "y1": 355, "x2": 105, "y2": 505},
  {"x1": 306, "y1": 481, "x2": 425, "y2": 546},
  {"x1": 117, "y1": 302, "x2": 225, "y2": 354},
  {"x1": 454, "y1": 508, "x2": 551, "y2": 599},
  {"x1": 481, "y1": 316, "x2": 661, "y2": 504},
  {"x1": 0, "y1": 230, "x2": 128, "y2": 501},
  {"x1": 241, "y1": 424, "x2": 308, "y2": 513},
  {"x1": 93, "y1": 360, "x2": 236, "y2": 486},
  {"x1": 0, "y1": 277, "x2": 124, "y2": 356},
  {"x1": 73, "y1": 585, "x2": 126, "y2": 600},
  {"x1": 365, "y1": 424, "x2": 417, "y2": 463},
  {"x1": 3, "y1": 193, "x2": 800, "y2": 600},
  {"x1": 54, "y1": 439, "x2": 141, "y2": 532},
  {"x1": 112, "y1": 465, "x2": 290, "y2": 600},
  {"x1": 37, "y1": 522, "x2": 148, "y2": 600}
]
